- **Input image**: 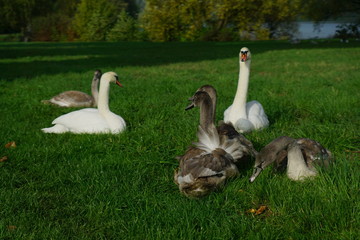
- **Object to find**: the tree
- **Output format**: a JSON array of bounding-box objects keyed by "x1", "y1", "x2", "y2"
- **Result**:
[
  {"x1": 140, "y1": 0, "x2": 183, "y2": 41},
  {"x1": 107, "y1": 10, "x2": 142, "y2": 41},
  {"x1": 301, "y1": 0, "x2": 360, "y2": 23},
  {"x1": 140, "y1": 0, "x2": 301, "y2": 41},
  {"x1": 0, "y1": 0, "x2": 79, "y2": 41},
  {"x1": 72, "y1": 0, "x2": 127, "y2": 41},
  {"x1": 30, "y1": 0, "x2": 79, "y2": 41},
  {"x1": 0, "y1": 0, "x2": 37, "y2": 40}
]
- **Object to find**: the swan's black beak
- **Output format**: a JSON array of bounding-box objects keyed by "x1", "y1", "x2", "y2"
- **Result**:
[
  {"x1": 185, "y1": 96, "x2": 195, "y2": 110},
  {"x1": 185, "y1": 103, "x2": 195, "y2": 111},
  {"x1": 249, "y1": 166, "x2": 263, "y2": 183}
]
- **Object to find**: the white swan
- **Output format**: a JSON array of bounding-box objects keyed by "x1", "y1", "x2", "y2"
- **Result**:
[
  {"x1": 42, "y1": 72, "x2": 126, "y2": 134},
  {"x1": 42, "y1": 70, "x2": 101, "y2": 107},
  {"x1": 224, "y1": 47, "x2": 269, "y2": 133}
]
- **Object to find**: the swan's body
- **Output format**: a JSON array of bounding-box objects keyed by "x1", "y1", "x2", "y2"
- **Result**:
[
  {"x1": 175, "y1": 91, "x2": 243, "y2": 198},
  {"x1": 224, "y1": 47, "x2": 269, "y2": 133},
  {"x1": 249, "y1": 136, "x2": 332, "y2": 182},
  {"x1": 42, "y1": 72, "x2": 126, "y2": 134},
  {"x1": 193, "y1": 85, "x2": 258, "y2": 162},
  {"x1": 42, "y1": 70, "x2": 101, "y2": 107}
]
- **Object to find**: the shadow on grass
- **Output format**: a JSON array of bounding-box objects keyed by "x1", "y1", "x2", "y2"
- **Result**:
[{"x1": 0, "y1": 40, "x2": 359, "y2": 81}]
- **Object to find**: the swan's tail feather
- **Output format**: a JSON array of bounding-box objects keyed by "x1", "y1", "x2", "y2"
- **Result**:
[
  {"x1": 41, "y1": 124, "x2": 68, "y2": 134},
  {"x1": 195, "y1": 125, "x2": 244, "y2": 161},
  {"x1": 220, "y1": 136, "x2": 245, "y2": 161},
  {"x1": 41, "y1": 99, "x2": 51, "y2": 105},
  {"x1": 195, "y1": 125, "x2": 220, "y2": 153}
]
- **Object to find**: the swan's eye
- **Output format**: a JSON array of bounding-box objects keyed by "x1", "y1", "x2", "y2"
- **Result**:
[
  {"x1": 241, "y1": 51, "x2": 248, "y2": 54},
  {"x1": 115, "y1": 75, "x2": 119, "y2": 81}
]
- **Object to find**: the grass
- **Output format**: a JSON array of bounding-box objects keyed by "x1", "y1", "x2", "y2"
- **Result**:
[{"x1": 0, "y1": 39, "x2": 359, "y2": 239}]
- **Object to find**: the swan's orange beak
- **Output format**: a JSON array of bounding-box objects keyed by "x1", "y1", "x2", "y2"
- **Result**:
[
  {"x1": 241, "y1": 52, "x2": 247, "y2": 62},
  {"x1": 116, "y1": 80, "x2": 123, "y2": 87}
]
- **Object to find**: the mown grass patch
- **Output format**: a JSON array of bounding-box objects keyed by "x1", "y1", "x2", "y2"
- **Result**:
[{"x1": 0, "y1": 40, "x2": 359, "y2": 239}]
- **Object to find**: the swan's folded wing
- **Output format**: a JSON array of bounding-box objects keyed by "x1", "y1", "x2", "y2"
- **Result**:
[
  {"x1": 56, "y1": 91, "x2": 92, "y2": 102},
  {"x1": 180, "y1": 150, "x2": 237, "y2": 180},
  {"x1": 217, "y1": 121, "x2": 257, "y2": 157},
  {"x1": 223, "y1": 104, "x2": 232, "y2": 123},
  {"x1": 52, "y1": 108, "x2": 109, "y2": 133},
  {"x1": 48, "y1": 91, "x2": 93, "y2": 107},
  {"x1": 247, "y1": 100, "x2": 269, "y2": 128}
]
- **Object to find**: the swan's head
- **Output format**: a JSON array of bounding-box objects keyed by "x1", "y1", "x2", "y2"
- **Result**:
[
  {"x1": 195, "y1": 85, "x2": 217, "y2": 103},
  {"x1": 93, "y1": 69, "x2": 102, "y2": 83},
  {"x1": 185, "y1": 91, "x2": 211, "y2": 110},
  {"x1": 296, "y1": 138, "x2": 332, "y2": 167},
  {"x1": 102, "y1": 71, "x2": 123, "y2": 87},
  {"x1": 240, "y1": 47, "x2": 251, "y2": 62},
  {"x1": 94, "y1": 69, "x2": 102, "y2": 79}
]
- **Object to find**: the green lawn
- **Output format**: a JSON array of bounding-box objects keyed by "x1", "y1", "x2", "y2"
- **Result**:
[{"x1": 0, "y1": 40, "x2": 359, "y2": 239}]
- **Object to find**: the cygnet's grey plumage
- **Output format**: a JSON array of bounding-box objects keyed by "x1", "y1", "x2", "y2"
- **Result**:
[
  {"x1": 249, "y1": 136, "x2": 332, "y2": 182},
  {"x1": 42, "y1": 70, "x2": 101, "y2": 107},
  {"x1": 174, "y1": 91, "x2": 242, "y2": 198},
  {"x1": 193, "y1": 85, "x2": 258, "y2": 163}
]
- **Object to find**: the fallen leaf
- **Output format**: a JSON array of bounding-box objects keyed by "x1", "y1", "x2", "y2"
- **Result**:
[
  {"x1": 246, "y1": 208, "x2": 257, "y2": 214},
  {"x1": 7, "y1": 225, "x2": 17, "y2": 230},
  {"x1": 5, "y1": 141, "x2": 16, "y2": 148},
  {"x1": 246, "y1": 205, "x2": 269, "y2": 216},
  {"x1": 255, "y1": 205, "x2": 268, "y2": 215},
  {"x1": 0, "y1": 156, "x2": 8, "y2": 162}
]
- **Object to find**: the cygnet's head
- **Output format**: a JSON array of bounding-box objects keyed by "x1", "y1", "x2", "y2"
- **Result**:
[
  {"x1": 195, "y1": 85, "x2": 217, "y2": 100},
  {"x1": 93, "y1": 69, "x2": 102, "y2": 81},
  {"x1": 240, "y1": 47, "x2": 251, "y2": 62},
  {"x1": 102, "y1": 71, "x2": 123, "y2": 87},
  {"x1": 185, "y1": 91, "x2": 211, "y2": 110},
  {"x1": 296, "y1": 138, "x2": 332, "y2": 167}
]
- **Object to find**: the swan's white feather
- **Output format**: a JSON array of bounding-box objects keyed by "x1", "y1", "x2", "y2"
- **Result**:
[
  {"x1": 224, "y1": 100, "x2": 268, "y2": 133},
  {"x1": 177, "y1": 174, "x2": 194, "y2": 185},
  {"x1": 50, "y1": 99, "x2": 73, "y2": 107},
  {"x1": 195, "y1": 125, "x2": 244, "y2": 161},
  {"x1": 195, "y1": 125, "x2": 220, "y2": 153},
  {"x1": 42, "y1": 108, "x2": 125, "y2": 134}
]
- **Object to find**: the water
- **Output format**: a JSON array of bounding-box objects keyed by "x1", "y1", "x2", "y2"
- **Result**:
[{"x1": 296, "y1": 21, "x2": 343, "y2": 39}]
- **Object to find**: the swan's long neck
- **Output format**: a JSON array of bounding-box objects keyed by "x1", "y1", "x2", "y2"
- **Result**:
[
  {"x1": 210, "y1": 95, "x2": 216, "y2": 124},
  {"x1": 91, "y1": 79, "x2": 99, "y2": 106},
  {"x1": 97, "y1": 79, "x2": 110, "y2": 114},
  {"x1": 199, "y1": 97, "x2": 215, "y2": 132},
  {"x1": 287, "y1": 144, "x2": 317, "y2": 180},
  {"x1": 230, "y1": 61, "x2": 250, "y2": 120}
]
